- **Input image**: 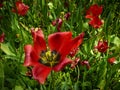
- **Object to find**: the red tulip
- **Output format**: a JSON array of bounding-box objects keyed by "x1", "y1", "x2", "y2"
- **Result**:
[
  {"x1": 24, "y1": 28, "x2": 84, "y2": 84},
  {"x1": 85, "y1": 4, "x2": 103, "y2": 28},
  {"x1": 12, "y1": 1, "x2": 29, "y2": 16},
  {"x1": 85, "y1": 4, "x2": 103, "y2": 19},
  {"x1": 95, "y1": 40, "x2": 109, "y2": 53}
]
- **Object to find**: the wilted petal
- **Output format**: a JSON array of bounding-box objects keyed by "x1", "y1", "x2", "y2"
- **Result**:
[
  {"x1": 71, "y1": 58, "x2": 80, "y2": 69},
  {"x1": 57, "y1": 18, "x2": 63, "y2": 32},
  {"x1": 32, "y1": 64, "x2": 52, "y2": 84},
  {"x1": 51, "y1": 20, "x2": 57, "y2": 26},
  {"x1": 80, "y1": 60, "x2": 90, "y2": 69}
]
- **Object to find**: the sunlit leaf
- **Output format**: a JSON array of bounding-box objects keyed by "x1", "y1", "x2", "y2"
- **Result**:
[{"x1": 1, "y1": 43, "x2": 15, "y2": 56}]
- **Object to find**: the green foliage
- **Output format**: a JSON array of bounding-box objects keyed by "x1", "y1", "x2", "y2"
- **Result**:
[{"x1": 0, "y1": 0, "x2": 120, "y2": 90}]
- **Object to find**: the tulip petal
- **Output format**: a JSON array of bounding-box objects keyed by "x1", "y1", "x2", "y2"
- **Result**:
[
  {"x1": 53, "y1": 58, "x2": 72, "y2": 72},
  {"x1": 24, "y1": 45, "x2": 39, "y2": 66},
  {"x1": 59, "y1": 32, "x2": 84, "y2": 60},
  {"x1": 86, "y1": 4, "x2": 103, "y2": 17},
  {"x1": 31, "y1": 30, "x2": 47, "y2": 54},
  {"x1": 48, "y1": 32, "x2": 72, "y2": 52},
  {"x1": 89, "y1": 17, "x2": 103, "y2": 28},
  {"x1": 32, "y1": 64, "x2": 51, "y2": 84}
]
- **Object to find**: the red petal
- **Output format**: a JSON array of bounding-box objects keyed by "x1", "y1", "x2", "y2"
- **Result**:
[
  {"x1": 89, "y1": 17, "x2": 103, "y2": 28},
  {"x1": 31, "y1": 29, "x2": 47, "y2": 54},
  {"x1": 48, "y1": 32, "x2": 72, "y2": 52},
  {"x1": 16, "y1": 1, "x2": 29, "y2": 16},
  {"x1": 24, "y1": 45, "x2": 39, "y2": 66},
  {"x1": 85, "y1": 15, "x2": 93, "y2": 19},
  {"x1": 32, "y1": 64, "x2": 51, "y2": 84},
  {"x1": 59, "y1": 32, "x2": 84, "y2": 60},
  {"x1": 86, "y1": 4, "x2": 103, "y2": 17},
  {"x1": 53, "y1": 58, "x2": 72, "y2": 72}
]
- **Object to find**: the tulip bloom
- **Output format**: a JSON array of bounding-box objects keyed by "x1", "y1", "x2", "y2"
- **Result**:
[
  {"x1": 12, "y1": 1, "x2": 29, "y2": 16},
  {"x1": 0, "y1": 33, "x2": 5, "y2": 43},
  {"x1": 85, "y1": 4, "x2": 103, "y2": 28},
  {"x1": 85, "y1": 4, "x2": 103, "y2": 19},
  {"x1": 24, "y1": 28, "x2": 84, "y2": 84},
  {"x1": 95, "y1": 40, "x2": 109, "y2": 53}
]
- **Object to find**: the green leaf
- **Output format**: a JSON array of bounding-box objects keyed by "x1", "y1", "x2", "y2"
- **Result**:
[
  {"x1": 0, "y1": 43, "x2": 15, "y2": 56},
  {"x1": 74, "y1": 81, "x2": 81, "y2": 90},
  {"x1": 0, "y1": 62, "x2": 4, "y2": 90},
  {"x1": 113, "y1": 36, "x2": 120, "y2": 47},
  {"x1": 82, "y1": 81, "x2": 91, "y2": 87},
  {"x1": 97, "y1": 80, "x2": 106, "y2": 90},
  {"x1": 14, "y1": 86, "x2": 24, "y2": 90}
]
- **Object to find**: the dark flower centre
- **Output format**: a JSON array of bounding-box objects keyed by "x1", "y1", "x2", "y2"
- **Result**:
[{"x1": 39, "y1": 50, "x2": 60, "y2": 67}]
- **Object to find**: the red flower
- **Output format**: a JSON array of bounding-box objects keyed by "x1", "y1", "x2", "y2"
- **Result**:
[
  {"x1": 80, "y1": 60, "x2": 90, "y2": 69},
  {"x1": 95, "y1": 40, "x2": 109, "y2": 53},
  {"x1": 24, "y1": 28, "x2": 84, "y2": 84},
  {"x1": 108, "y1": 57, "x2": 116, "y2": 64},
  {"x1": 89, "y1": 17, "x2": 103, "y2": 28},
  {"x1": 85, "y1": 4, "x2": 103, "y2": 28},
  {"x1": 12, "y1": 1, "x2": 29, "y2": 16},
  {"x1": 0, "y1": 33, "x2": 5, "y2": 43},
  {"x1": 64, "y1": 12, "x2": 71, "y2": 20},
  {"x1": 52, "y1": 18, "x2": 63, "y2": 32},
  {"x1": 85, "y1": 4, "x2": 103, "y2": 19}
]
